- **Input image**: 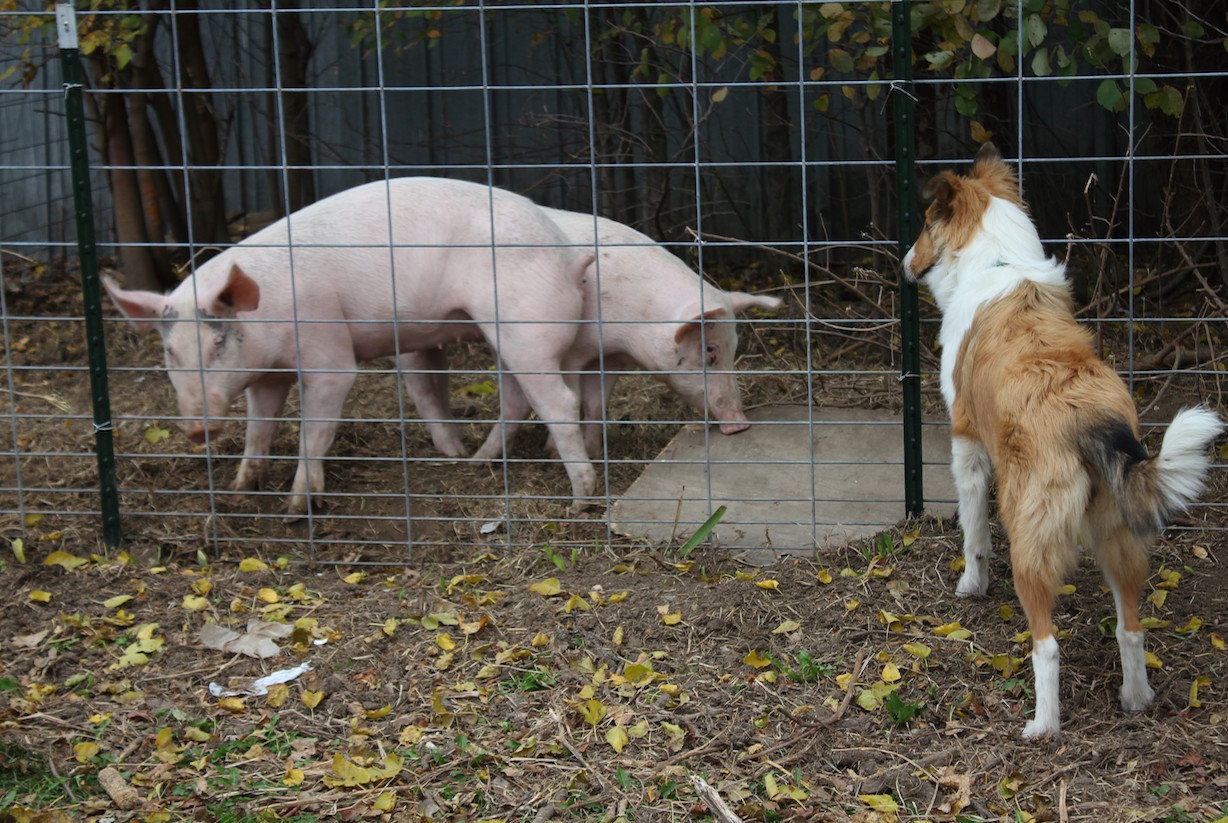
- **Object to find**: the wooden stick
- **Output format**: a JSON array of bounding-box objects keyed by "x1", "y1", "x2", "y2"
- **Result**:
[{"x1": 692, "y1": 776, "x2": 744, "y2": 823}]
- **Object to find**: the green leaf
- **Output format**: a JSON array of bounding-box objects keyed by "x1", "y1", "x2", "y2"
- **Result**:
[
  {"x1": 924, "y1": 49, "x2": 955, "y2": 69},
  {"x1": 677, "y1": 506, "x2": 726, "y2": 558},
  {"x1": 1096, "y1": 78, "x2": 1124, "y2": 112},
  {"x1": 829, "y1": 48, "x2": 854, "y2": 73},
  {"x1": 1136, "y1": 22, "x2": 1160, "y2": 56},
  {"x1": 1133, "y1": 77, "x2": 1157, "y2": 95},
  {"x1": 975, "y1": 0, "x2": 1001, "y2": 21},
  {"x1": 1023, "y1": 13, "x2": 1046, "y2": 49},
  {"x1": 1107, "y1": 27, "x2": 1132, "y2": 57},
  {"x1": 1182, "y1": 20, "x2": 1204, "y2": 38},
  {"x1": 114, "y1": 43, "x2": 133, "y2": 70},
  {"x1": 697, "y1": 18, "x2": 722, "y2": 56},
  {"x1": 1031, "y1": 48, "x2": 1050, "y2": 77}
]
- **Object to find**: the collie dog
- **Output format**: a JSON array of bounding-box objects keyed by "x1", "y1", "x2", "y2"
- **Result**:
[{"x1": 903, "y1": 143, "x2": 1223, "y2": 737}]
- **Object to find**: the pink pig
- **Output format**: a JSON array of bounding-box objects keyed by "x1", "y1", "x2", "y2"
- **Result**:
[
  {"x1": 104, "y1": 177, "x2": 596, "y2": 514},
  {"x1": 399, "y1": 208, "x2": 781, "y2": 459}
]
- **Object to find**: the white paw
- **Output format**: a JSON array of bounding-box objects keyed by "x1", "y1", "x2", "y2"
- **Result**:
[
  {"x1": 1120, "y1": 681, "x2": 1155, "y2": 713},
  {"x1": 1022, "y1": 716, "x2": 1060, "y2": 739},
  {"x1": 955, "y1": 570, "x2": 989, "y2": 597}
]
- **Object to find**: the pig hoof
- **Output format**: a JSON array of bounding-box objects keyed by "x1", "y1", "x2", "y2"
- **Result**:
[
  {"x1": 471, "y1": 445, "x2": 501, "y2": 462},
  {"x1": 285, "y1": 496, "x2": 311, "y2": 519}
]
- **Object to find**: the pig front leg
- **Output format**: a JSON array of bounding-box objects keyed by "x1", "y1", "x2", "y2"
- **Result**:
[
  {"x1": 286, "y1": 368, "x2": 357, "y2": 517},
  {"x1": 398, "y1": 350, "x2": 467, "y2": 457},
  {"x1": 472, "y1": 375, "x2": 533, "y2": 461},
  {"x1": 231, "y1": 377, "x2": 293, "y2": 496},
  {"x1": 543, "y1": 371, "x2": 618, "y2": 458},
  {"x1": 581, "y1": 371, "x2": 618, "y2": 457}
]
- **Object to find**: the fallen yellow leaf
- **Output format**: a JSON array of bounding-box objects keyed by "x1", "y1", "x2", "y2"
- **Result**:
[
  {"x1": 605, "y1": 725, "x2": 629, "y2": 754},
  {"x1": 73, "y1": 741, "x2": 99, "y2": 762},
  {"x1": 342, "y1": 572, "x2": 365, "y2": 585},
  {"x1": 579, "y1": 698, "x2": 607, "y2": 726},
  {"x1": 755, "y1": 579, "x2": 779, "y2": 590},
  {"x1": 859, "y1": 793, "x2": 899, "y2": 813},
  {"x1": 29, "y1": 590, "x2": 51, "y2": 603},
  {"x1": 564, "y1": 593, "x2": 591, "y2": 613},
  {"x1": 1188, "y1": 675, "x2": 1211, "y2": 708},
  {"x1": 302, "y1": 690, "x2": 324, "y2": 709},
  {"x1": 44, "y1": 550, "x2": 88, "y2": 571},
  {"x1": 238, "y1": 557, "x2": 268, "y2": 573},
  {"x1": 218, "y1": 696, "x2": 246, "y2": 713},
  {"x1": 744, "y1": 650, "x2": 772, "y2": 669},
  {"x1": 103, "y1": 594, "x2": 132, "y2": 609},
  {"x1": 528, "y1": 578, "x2": 562, "y2": 597},
  {"x1": 773, "y1": 619, "x2": 801, "y2": 634}
]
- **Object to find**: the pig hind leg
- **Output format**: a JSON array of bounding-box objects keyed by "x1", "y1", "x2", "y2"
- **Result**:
[
  {"x1": 472, "y1": 375, "x2": 533, "y2": 461},
  {"x1": 490, "y1": 333, "x2": 595, "y2": 508},
  {"x1": 231, "y1": 378, "x2": 293, "y2": 495},
  {"x1": 399, "y1": 350, "x2": 467, "y2": 458}
]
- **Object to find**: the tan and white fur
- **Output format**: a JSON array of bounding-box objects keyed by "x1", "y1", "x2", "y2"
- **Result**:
[{"x1": 903, "y1": 143, "x2": 1223, "y2": 738}]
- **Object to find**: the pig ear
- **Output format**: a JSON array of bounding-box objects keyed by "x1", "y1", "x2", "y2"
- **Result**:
[
  {"x1": 102, "y1": 275, "x2": 166, "y2": 331},
  {"x1": 210, "y1": 264, "x2": 261, "y2": 315},
  {"x1": 674, "y1": 306, "x2": 727, "y2": 345},
  {"x1": 727, "y1": 291, "x2": 782, "y2": 314}
]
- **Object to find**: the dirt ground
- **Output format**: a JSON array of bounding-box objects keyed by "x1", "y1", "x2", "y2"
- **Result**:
[{"x1": 2, "y1": 263, "x2": 1227, "y2": 822}]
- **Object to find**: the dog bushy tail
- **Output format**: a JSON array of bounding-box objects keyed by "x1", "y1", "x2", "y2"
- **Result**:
[{"x1": 1079, "y1": 407, "x2": 1223, "y2": 537}]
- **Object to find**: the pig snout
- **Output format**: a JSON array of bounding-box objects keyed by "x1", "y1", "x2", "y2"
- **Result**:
[{"x1": 717, "y1": 409, "x2": 750, "y2": 435}]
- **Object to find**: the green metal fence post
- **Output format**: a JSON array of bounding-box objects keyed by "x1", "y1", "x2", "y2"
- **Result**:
[
  {"x1": 56, "y1": 3, "x2": 122, "y2": 548},
  {"x1": 892, "y1": 0, "x2": 924, "y2": 517}
]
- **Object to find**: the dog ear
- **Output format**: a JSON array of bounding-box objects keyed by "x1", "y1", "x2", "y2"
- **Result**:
[
  {"x1": 922, "y1": 171, "x2": 958, "y2": 220},
  {"x1": 971, "y1": 142, "x2": 1004, "y2": 179}
]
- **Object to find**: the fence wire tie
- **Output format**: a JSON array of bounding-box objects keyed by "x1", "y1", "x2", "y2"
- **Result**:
[
  {"x1": 62, "y1": 81, "x2": 82, "y2": 100},
  {"x1": 881, "y1": 80, "x2": 918, "y2": 115},
  {"x1": 93, "y1": 420, "x2": 114, "y2": 434},
  {"x1": 898, "y1": 372, "x2": 919, "y2": 383}
]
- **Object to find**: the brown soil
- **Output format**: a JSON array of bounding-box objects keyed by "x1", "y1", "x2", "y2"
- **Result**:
[{"x1": 2, "y1": 264, "x2": 1226, "y2": 822}]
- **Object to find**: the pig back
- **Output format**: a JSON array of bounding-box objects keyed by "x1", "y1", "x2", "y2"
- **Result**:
[{"x1": 198, "y1": 178, "x2": 583, "y2": 357}]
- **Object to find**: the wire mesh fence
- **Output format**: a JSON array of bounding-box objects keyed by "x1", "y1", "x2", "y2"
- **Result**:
[{"x1": 1, "y1": 1, "x2": 1224, "y2": 561}]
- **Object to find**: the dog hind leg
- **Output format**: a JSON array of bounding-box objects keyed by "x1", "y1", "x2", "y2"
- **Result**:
[
  {"x1": 1013, "y1": 557, "x2": 1062, "y2": 738},
  {"x1": 951, "y1": 436, "x2": 994, "y2": 596},
  {"x1": 1100, "y1": 526, "x2": 1154, "y2": 712}
]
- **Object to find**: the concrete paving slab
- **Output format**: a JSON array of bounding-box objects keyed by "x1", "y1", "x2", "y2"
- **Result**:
[{"x1": 610, "y1": 405, "x2": 957, "y2": 562}]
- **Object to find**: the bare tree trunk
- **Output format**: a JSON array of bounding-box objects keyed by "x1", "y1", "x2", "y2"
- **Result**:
[
  {"x1": 267, "y1": 1, "x2": 316, "y2": 217},
  {"x1": 761, "y1": 7, "x2": 795, "y2": 244},
  {"x1": 174, "y1": 0, "x2": 228, "y2": 246},
  {"x1": 90, "y1": 63, "x2": 159, "y2": 291}
]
